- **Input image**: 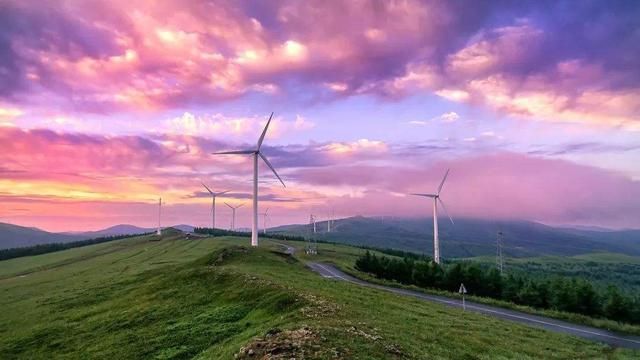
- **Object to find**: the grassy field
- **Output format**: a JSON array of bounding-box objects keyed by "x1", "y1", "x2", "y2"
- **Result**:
[{"x1": 0, "y1": 233, "x2": 637, "y2": 359}]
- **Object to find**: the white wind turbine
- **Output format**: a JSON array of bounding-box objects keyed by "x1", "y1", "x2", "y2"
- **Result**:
[
  {"x1": 213, "y1": 112, "x2": 286, "y2": 246},
  {"x1": 412, "y1": 169, "x2": 454, "y2": 264},
  {"x1": 156, "y1": 197, "x2": 162, "y2": 236},
  {"x1": 201, "y1": 183, "x2": 229, "y2": 229},
  {"x1": 225, "y1": 202, "x2": 244, "y2": 231},
  {"x1": 260, "y1": 207, "x2": 269, "y2": 234}
]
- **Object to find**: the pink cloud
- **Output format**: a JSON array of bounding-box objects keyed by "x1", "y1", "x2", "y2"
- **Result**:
[
  {"x1": 289, "y1": 152, "x2": 640, "y2": 228},
  {"x1": 2, "y1": 0, "x2": 638, "y2": 130}
]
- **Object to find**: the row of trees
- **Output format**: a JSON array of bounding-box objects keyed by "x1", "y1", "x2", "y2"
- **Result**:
[
  {"x1": 0, "y1": 233, "x2": 149, "y2": 261},
  {"x1": 355, "y1": 251, "x2": 640, "y2": 324}
]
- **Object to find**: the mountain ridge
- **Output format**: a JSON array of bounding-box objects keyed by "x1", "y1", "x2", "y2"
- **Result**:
[
  {"x1": 0, "y1": 222, "x2": 195, "y2": 249},
  {"x1": 269, "y1": 216, "x2": 640, "y2": 258}
]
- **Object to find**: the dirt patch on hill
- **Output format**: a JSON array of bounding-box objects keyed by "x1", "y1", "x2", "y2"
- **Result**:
[{"x1": 235, "y1": 326, "x2": 342, "y2": 359}]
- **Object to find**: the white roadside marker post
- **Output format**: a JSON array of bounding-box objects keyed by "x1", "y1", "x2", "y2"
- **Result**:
[{"x1": 459, "y1": 283, "x2": 467, "y2": 311}]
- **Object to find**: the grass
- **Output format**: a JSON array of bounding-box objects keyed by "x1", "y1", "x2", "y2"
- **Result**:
[{"x1": 0, "y1": 234, "x2": 637, "y2": 358}]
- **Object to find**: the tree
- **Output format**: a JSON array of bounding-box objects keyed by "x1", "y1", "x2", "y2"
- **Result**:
[
  {"x1": 603, "y1": 285, "x2": 629, "y2": 321},
  {"x1": 575, "y1": 280, "x2": 600, "y2": 316}
]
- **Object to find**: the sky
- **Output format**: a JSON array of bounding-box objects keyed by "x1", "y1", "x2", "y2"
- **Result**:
[{"x1": 0, "y1": 0, "x2": 639, "y2": 232}]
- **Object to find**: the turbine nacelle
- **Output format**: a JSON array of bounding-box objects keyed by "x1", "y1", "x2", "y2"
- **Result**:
[{"x1": 410, "y1": 169, "x2": 453, "y2": 225}]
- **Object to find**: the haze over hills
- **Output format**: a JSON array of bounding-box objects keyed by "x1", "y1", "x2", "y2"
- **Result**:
[
  {"x1": 270, "y1": 216, "x2": 640, "y2": 258},
  {"x1": 0, "y1": 223, "x2": 86, "y2": 249},
  {"x1": 0, "y1": 223, "x2": 195, "y2": 250},
  {"x1": 2, "y1": 217, "x2": 639, "y2": 258}
]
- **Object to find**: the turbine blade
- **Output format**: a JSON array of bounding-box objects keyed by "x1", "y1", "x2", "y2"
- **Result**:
[
  {"x1": 237, "y1": 204, "x2": 244, "y2": 209},
  {"x1": 257, "y1": 112, "x2": 274, "y2": 150},
  {"x1": 216, "y1": 190, "x2": 231, "y2": 196},
  {"x1": 212, "y1": 149, "x2": 254, "y2": 155},
  {"x1": 259, "y1": 152, "x2": 286, "y2": 188},
  {"x1": 201, "y1": 182, "x2": 214, "y2": 195},
  {"x1": 437, "y1": 168, "x2": 450, "y2": 194},
  {"x1": 438, "y1": 197, "x2": 454, "y2": 225},
  {"x1": 411, "y1": 193, "x2": 437, "y2": 198},
  {"x1": 224, "y1": 202, "x2": 233, "y2": 209}
]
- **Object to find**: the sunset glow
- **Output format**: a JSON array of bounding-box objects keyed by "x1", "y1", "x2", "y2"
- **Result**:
[{"x1": 1, "y1": 0, "x2": 639, "y2": 231}]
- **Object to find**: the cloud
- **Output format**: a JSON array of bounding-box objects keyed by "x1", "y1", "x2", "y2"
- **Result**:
[
  {"x1": 409, "y1": 111, "x2": 460, "y2": 125},
  {"x1": 287, "y1": 152, "x2": 640, "y2": 228},
  {"x1": 1, "y1": 126, "x2": 639, "y2": 229},
  {"x1": 1, "y1": 0, "x2": 635, "y2": 130},
  {"x1": 162, "y1": 112, "x2": 315, "y2": 140},
  {"x1": 0, "y1": 105, "x2": 23, "y2": 126}
]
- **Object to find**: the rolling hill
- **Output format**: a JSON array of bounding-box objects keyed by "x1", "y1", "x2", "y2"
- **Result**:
[
  {"x1": 1, "y1": 234, "x2": 635, "y2": 358},
  {"x1": 270, "y1": 216, "x2": 640, "y2": 258}
]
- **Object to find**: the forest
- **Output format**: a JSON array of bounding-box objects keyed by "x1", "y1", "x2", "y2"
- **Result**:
[{"x1": 355, "y1": 251, "x2": 640, "y2": 324}]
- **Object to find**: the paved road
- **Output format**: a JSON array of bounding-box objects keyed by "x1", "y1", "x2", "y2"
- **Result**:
[
  {"x1": 271, "y1": 242, "x2": 296, "y2": 255},
  {"x1": 307, "y1": 262, "x2": 640, "y2": 349}
]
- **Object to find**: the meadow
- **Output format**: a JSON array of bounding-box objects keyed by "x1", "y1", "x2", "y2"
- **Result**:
[{"x1": 1, "y1": 233, "x2": 637, "y2": 359}]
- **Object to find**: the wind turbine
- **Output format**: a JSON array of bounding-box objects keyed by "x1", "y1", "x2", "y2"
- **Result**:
[
  {"x1": 260, "y1": 207, "x2": 269, "y2": 234},
  {"x1": 202, "y1": 183, "x2": 229, "y2": 229},
  {"x1": 213, "y1": 112, "x2": 286, "y2": 246},
  {"x1": 412, "y1": 169, "x2": 454, "y2": 264},
  {"x1": 225, "y1": 202, "x2": 243, "y2": 231},
  {"x1": 157, "y1": 197, "x2": 162, "y2": 236}
]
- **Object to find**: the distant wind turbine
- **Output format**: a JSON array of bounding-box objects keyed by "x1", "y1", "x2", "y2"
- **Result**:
[
  {"x1": 213, "y1": 112, "x2": 286, "y2": 246},
  {"x1": 260, "y1": 207, "x2": 269, "y2": 234},
  {"x1": 157, "y1": 197, "x2": 162, "y2": 236},
  {"x1": 412, "y1": 169, "x2": 454, "y2": 264},
  {"x1": 225, "y1": 202, "x2": 244, "y2": 231},
  {"x1": 202, "y1": 183, "x2": 229, "y2": 229}
]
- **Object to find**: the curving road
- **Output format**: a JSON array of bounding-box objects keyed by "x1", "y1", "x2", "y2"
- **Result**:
[
  {"x1": 271, "y1": 242, "x2": 296, "y2": 255},
  {"x1": 307, "y1": 262, "x2": 640, "y2": 349}
]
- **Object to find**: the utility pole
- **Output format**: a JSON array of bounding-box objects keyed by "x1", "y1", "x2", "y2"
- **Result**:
[{"x1": 497, "y1": 230, "x2": 504, "y2": 274}]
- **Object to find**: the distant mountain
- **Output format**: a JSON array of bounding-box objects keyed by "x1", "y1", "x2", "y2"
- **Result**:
[
  {"x1": 0, "y1": 223, "x2": 85, "y2": 249},
  {"x1": 81, "y1": 224, "x2": 195, "y2": 236},
  {"x1": 77, "y1": 224, "x2": 153, "y2": 238},
  {"x1": 270, "y1": 216, "x2": 640, "y2": 258},
  {"x1": 0, "y1": 223, "x2": 196, "y2": 250},
  {"x1": 172, "y1": 224, "x2": 195, "y2": 233}
]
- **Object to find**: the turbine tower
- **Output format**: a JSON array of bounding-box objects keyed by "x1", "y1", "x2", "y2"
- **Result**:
[
  {"x1": 201, "y1": 183, "x2": 229, "y2": 229},
  {"x1": 260, "y1": 207, "x2": 269, "y2": 234},
  {"x1": 213, "y1": 112, "x2": 286, "y2": 246},
  {"x1": 327, "y1": 208, "x2": 335, "y2": 232},
  {"x1": 157, "y1": 197, "x2": 162, "y2": 236},
  {"x1": 310, "y1": 214, "x2": 317, "y2": 234},
  {"x1": 225, "y1": 202, "x2": 243, "y2": 231},
  {"x1": 497, "y1": 230, "x2": 504, "y2": 274},
  {"x1": 411, "y1": 169, "x2": 454, "y2": 264}
]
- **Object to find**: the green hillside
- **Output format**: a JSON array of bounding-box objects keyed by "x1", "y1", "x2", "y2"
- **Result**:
[{"x1": 0, "y1": 233, "x2": 636, "y2": 359}]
